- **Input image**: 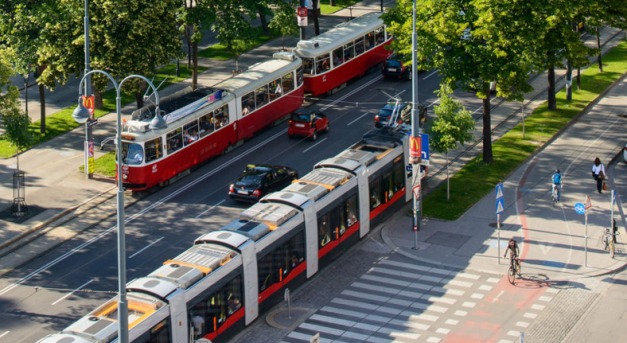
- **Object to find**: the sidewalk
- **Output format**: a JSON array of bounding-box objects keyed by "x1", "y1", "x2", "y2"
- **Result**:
[{"x1": 382, "y1": 75, "x2": 627, "y2": 282}]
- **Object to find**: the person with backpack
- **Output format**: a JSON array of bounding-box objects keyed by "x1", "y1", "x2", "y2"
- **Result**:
[{"x1": 552, "y1": 169, "x2": 562, "y2": 201}]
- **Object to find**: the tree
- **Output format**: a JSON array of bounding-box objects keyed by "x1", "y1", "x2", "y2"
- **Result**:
[
  {"x1": 269, "y1": 0, "x2": 299, "y2": 50},
  {"x1": 212, "y1": 0, "x2": 255, "y2": 73},
  {"x1": 0, "y1": 48, "x2": 33, "y2": 171},
  {"x1": 87, "y1": 0, "x2": 181, "y2": 109},
  {"x1": 428, "y1": 84, "x2": 474, "y2": 200},
  {"x1": 179, "y1": 0, "x2": 215, "y2": 90},
  {"x1": 383, "y1": 0, "x2": 533, "y2": 164},
  {"x1": 0, "y1": 0, "x2": 61, "y2": 134}
]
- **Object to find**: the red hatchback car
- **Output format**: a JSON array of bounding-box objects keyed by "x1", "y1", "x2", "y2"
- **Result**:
[{"x1": 287, "y1": 109, "x2": 329, "y2": 141}]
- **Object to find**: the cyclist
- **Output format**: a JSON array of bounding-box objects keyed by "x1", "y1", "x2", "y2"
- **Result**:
[
  {"x1": 551, "y1": 169, "x2": 562, "y2": 201},
  {"x1": 504, "y1": 239, "x2": 520, "y2": 266}
]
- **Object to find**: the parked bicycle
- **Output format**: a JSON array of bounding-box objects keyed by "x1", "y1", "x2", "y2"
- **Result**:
[{"x1": 602, "y1": 227, "x2": 619, "y2": 258}]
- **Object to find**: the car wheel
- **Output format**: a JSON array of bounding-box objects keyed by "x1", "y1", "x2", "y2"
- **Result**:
[
  {"x1": 311, "y1": 131, "x2": 318, "y2": 141},
  {"x1": 325, "y1": 122, "x2": 330, "y2": 133}
]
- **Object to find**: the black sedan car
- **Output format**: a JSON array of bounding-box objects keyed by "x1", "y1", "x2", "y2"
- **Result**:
[
  {"x1": 382, "y1": 57, "x2": 411, "y2": 81},
  {"x1": 228, "y1": 164, "x2": 298, "y2": 202}
]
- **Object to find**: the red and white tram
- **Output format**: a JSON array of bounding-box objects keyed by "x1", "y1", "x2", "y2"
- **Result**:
[
  {"x1": 37, "y1": 128, "x2": 411, "y2": 343},
  {"x1": 293, "y1": 12, "x2": 393, "y2": 96},
  {"x1": 120, "y1": 52, "x2": 304, "y2": 191}
]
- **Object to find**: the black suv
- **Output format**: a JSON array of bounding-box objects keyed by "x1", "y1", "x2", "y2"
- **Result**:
[{"x1": 228, "y1": 165, "x2": 298, "y2": 202}]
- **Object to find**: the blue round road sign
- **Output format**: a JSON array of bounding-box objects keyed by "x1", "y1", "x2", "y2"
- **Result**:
[{"x1": 574, "y1": 202, "x2": 585, "y2": 215}]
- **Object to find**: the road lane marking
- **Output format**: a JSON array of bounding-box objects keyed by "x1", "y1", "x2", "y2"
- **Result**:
[
  {"x1": 0, "y1": 332, "x2": 9, "y2": 338},
  {"x1": 129, "y1": 237, "x2": 164, "y2": 259},
  {"x1": 195, "y1": 199, "x2": 225, "y2": 218},
  {"x1": 492, "y1": 290, "x2": 505, "y2": 303},
  {"x1": 51, "y1": 279, "x2": 93, "y2": 306},
  {"x1": 347, "y1": 111, "x2": 372, "y2": 126},
  {"x1": 303, "y1": 138, "x2": 327, "y2": 153}
]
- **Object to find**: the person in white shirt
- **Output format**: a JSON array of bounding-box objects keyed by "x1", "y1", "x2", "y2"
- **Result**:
[{"x1": 592, "y1": 157, "x2": 606, "y2": 194}]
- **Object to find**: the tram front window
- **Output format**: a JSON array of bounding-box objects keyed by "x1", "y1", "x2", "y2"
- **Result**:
[{"x1": 122, "y1": 142, "x2": 144, "y2": 165}]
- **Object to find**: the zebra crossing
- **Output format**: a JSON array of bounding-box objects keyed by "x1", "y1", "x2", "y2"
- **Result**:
[{"x1": 280, "y1": 255, "x2": 557, "y2": 343}]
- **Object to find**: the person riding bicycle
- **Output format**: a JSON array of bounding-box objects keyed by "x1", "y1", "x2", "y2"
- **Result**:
[
  {"x1": 504, "y1": 239, "x2": 520, "y2": 264},
  {"x1": 552, "y1": 169, "x2": 562, "y2": 201}
]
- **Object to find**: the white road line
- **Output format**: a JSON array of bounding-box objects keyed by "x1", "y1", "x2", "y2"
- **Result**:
[
  {"x1": 195, "y1": 199, "x2": 225, "y2": 218},
  {"x1": 303, "y1": 138, "x2": 327, "y2": 153},
  {"x1": 347, "y1": 111, "x2": 372, "y2": 126},
  {"x1": 129, "y1": 237, "x2": 164, "y2": 259},
  {"x1": 0, "y1": 332, "x2": 9, "y2": 339},
  {"x1": 422, "y1": 70, "x2": 438, "y2": 80},
  {"x1": 51, "y1": 279, "x2": 93, "y2": 306},
  {"x1": 492, "y1": 290, "x2": 505, "y2": 303},
  {"x1": 320, "y1": 75, "x2": 382, "y2": 111}
]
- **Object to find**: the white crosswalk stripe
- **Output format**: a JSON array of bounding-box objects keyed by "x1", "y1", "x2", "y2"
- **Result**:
[{"x1": 281, "y1": 255, "x2": 554, "y2": 343}]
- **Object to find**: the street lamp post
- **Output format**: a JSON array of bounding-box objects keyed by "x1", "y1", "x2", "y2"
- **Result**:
[
  {"x1": 411, "y1": 0, "x2": 422, "y2": 247},
  {"x1": 83, "y1": 0, "x2": 93, "y2": 179},
  {"x1": 72, "y1": 70, "x2": 166, "y2": 343}
]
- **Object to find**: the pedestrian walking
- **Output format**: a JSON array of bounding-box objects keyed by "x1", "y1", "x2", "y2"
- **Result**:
[{"x1": 591, "y1": 157, "x2": 606, "y2": 194}]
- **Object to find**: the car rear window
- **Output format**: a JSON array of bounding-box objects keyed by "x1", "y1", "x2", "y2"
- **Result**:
[
  {"x1": 385, "y1": 60, "x2": 402, "y2": 68},
  {"x1": 291, "y1": 113, "x2": 311, "y2": 122}
]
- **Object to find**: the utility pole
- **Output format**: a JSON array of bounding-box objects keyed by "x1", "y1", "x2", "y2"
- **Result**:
[
  {"x1": 411, "y1": 0, "x2": 422, "y2": 247},
  {"x1": 83, "y1": 0, "x2": 94, "y2": 179}
]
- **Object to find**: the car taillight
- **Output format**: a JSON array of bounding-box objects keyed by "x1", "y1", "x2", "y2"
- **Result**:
[
  {"x1": 252, "y1": 189, "x2": 262, "y2": 197},
  {"x1": 228, "y1": 185, "x2": 235, "y2": 193}
]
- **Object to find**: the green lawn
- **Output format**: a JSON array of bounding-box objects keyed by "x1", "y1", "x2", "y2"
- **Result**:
[{"x1": 423, "y1": 41, "x2": 627, "y2": 220}]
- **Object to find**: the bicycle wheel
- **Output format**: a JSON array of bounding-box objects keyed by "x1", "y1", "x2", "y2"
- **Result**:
[
  {"x1": 508, "y1": 265, "x2": 516, "y2": 284},
  {"x1": 609, "y1": 239, "x2": 615, "y2": 258}
]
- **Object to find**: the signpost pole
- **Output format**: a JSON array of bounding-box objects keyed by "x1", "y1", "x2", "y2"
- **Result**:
[
  {"x1": 497, "y1": 213, "x2": 501, "y2": 263},
  {"x1": 585, "y1": 211, "x2": 588, "y2": 267},
  {"x1": 495, "y1": 183, "x2": 504, "y2": 264}
]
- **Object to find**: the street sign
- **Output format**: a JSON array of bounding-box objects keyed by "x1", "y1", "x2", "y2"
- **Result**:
[
  {"x1": 496, "y1": 198, "x2": 504, "y2": 214},
  {"x1": 421, "y1": 133, "x2": 430, "y2": 162},
  {"x1": 409, "y1": 136, "x2": 421, "y2": 164},
  {"x1": 495, "y1": 183, "x2": 504, "y2": 199},
  {"x1": 584, "y1": 195, "x2": 592, "y2": 210},
  {"x1": 574, "y1": 202, "x2": 585, "y2": 215},
  {"x1": 495, "y1": 183, "x2": 504, "y2": 214}
]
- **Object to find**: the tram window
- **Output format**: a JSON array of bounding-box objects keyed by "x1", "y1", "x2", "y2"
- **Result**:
[
  {"x1": 316, "y1": 55, "x2": 330, "y2": 73},
  {"x1": 303, "y1": 58, "x2": 315, "y2": 75},
  {"x1": 382, "y1": 171, "x2": 394, "y2": 201},
  {"x1": 258, "y1": 253, "x2": 276, "y2": 291},
  {"x1": 191, "y1": 275, "x2": 242, "y2": 336},
  {"x1": 282, "y1": 72, "x2": 294, "y2": 93},
  {"x1": 270, "y1": 79, "x2": 282, "y2": 100},
  {"x1": 318, "y1": 213, "x2": 333, "y2": 247},
  {"x1": 134, "y1": 318, "x2": 170, "y2": 343},
  {"x1": 199, "y1": 113, "x2": 215, "y2": 137},
  {"x1": 332, "y1": 47, "x2": 343, "y2": 67},
  {"x1": 355, "y1": 37, "x2": 365, "y2": 55},
  {"x1": 343, "y1": 42, "x2": 355, "y2": 62},
  {"x1": 375, "y1": 26, "x2": 385, "y2": 45},
  {"x1": 369, "y1": 179, "x2": 382, "y2": 209},
  {"x1": 183, "y1": 121, "x2": 199, "y2": 146},
  {"x1": 392, "y1": 158, "x2": 404, "y2": 192},
  {"x1": 256, "y1": 85, "x2": 269, "y2": 108},
  {"x1": 283, "y1": 232, "x2": 305, "y2": 275},
  {"x1": 366, "y1": 32, "x2": 375, "y2": 50},
  {"x1": 122, "y1": 142, "x2": 143, "y2": 165},
  {"x1": 242, "y1": 92, "x2": 255, "y2": 116},
  {"x1": 296, "y1": 66, "x2": 304, "y2": 87},
  {"x1": 214, "y1": 106, "x2": 229, "y2": 128},
  {"x1": 166, "y1": 128, "x2": 183, "y2": 154},
  {"x1": 144, "y1": 137, "x2": 162, "y2": 163},
  {"x1": 346, "y1": 195, "x2": 358, "y2": 227}
]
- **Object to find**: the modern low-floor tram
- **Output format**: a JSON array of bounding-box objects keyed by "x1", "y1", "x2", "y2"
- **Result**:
[{"x1": 37, "y1": 128, "x2": 411, "y2": 343}]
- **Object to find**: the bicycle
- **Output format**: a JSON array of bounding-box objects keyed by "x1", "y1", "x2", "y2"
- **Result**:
[
  {"x1": 507, "y1": 257, "x2": 522, "y2": 284},
  {"x1": 602, "y1": 228, "x2": 619, "y2": 258}
]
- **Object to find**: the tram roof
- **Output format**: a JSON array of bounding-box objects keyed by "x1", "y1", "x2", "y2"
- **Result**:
[
  {"x1": 293, "y1": 12, "x2": 383, "y2": 58},
  {"x1": 36, "y1": 334, "x2": 93, "y2": 343},
  {"x1": 216, "y1": 52, "x2": 302, "y2": 97},
  {"x1": 240, "y1": 201, "x2": 300, "y2": 229},
  {"x1": 164, "y1": 243, "x2": 237, "y2": 275}
]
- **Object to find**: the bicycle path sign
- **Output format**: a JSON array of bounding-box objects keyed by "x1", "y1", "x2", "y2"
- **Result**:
[{"x1": 574, "y1": 202, "x2": 585, "y2": 215}]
